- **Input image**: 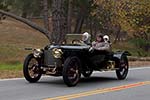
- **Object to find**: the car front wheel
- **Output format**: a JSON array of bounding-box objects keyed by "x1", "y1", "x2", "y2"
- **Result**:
[
  {"x1": 23, "y1": 54, "x2": 42, "y2": 83},
  {"x1": 63, "y1": 56, "x2": 81, "y2": 87}
]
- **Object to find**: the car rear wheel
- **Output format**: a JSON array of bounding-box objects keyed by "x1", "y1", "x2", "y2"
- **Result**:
[
  {"x1": 116, "y1": 56, "x2": 129, "y2": 80},
  {"x1": 23, "y1": 54, "x2": 42, "y2": 83},
  {"x1": 63, "y1": 56, "x2": 81, "y2": 87}
]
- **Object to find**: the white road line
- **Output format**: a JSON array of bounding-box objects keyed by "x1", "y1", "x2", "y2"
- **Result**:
[
  {"x1": 0, "y1": 78, "x2": 24, "y2": 81},
  {"x1": 0, "y1": 67, "x2": 150, "y2": 81},
  {"x1": 0, "y1": 76, "x2": 52, "y2": 81},
  {"x1": 129, "y1": 66, "x2": 150, "y2": 70}
]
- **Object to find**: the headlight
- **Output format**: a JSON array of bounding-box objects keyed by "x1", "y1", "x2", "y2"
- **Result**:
[
  {"x1": 33, "y1": 49, "x2": 43, "y2": 58},
  {"x1": 52, "y1": 48, "x2": 63, "y2": 58}
]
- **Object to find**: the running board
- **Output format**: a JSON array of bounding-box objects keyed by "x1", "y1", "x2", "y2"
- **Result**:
[{"x1": 98, "y1": 68, "x2": 119, "y2": 71}]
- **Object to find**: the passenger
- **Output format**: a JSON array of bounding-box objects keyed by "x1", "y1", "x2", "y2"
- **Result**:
[
  {"x1": 81, "y1": 32, "x2": 91, "y2": 45},
  {"x1": 103, "y1": 35, "x2": 112, "y2": 50},
  {"x1": 89, "y1": 33, "x2": 110, "y2": 67},
  {"x1": 90, "y1": 33, "x2": 110, "y2": 51}
]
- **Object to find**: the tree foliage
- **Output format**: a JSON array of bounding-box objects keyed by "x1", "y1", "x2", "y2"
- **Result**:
[{"x1": 0, "y1": 0, "x2": 150, "y2": 52}]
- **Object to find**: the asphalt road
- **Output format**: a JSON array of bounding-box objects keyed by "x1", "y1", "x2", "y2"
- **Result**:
[{"x1": 0, "y1": 67, "x2": 150, "y2": 100}]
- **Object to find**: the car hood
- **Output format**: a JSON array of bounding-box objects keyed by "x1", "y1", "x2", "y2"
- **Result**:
[{"x1": 48, "y1": 45, "x2": 90, "y2": 50}]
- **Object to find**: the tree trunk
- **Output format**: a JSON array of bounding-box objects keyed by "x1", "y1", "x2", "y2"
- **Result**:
[
  {"x1": 114, "y1": 24, "x2": 121, "y2": 44},
  {"x1": 42, "y1": 0, "x2": 50, "y2": 31},
  {"x1": 51, "y1": 0, "x2": 67, "y2": 44},
  {"x1": 21, "y1": 12, "x2": 27, "y2": 18},
  {"x1": 21, "y1": 3, "x2": 28, "y2": 18},
  {"x1": 74, "y1": 15, "x2": 84, "y2": 34},
  {"x1": 67, "y1": 0, "x2": 73, "y2": 34},
  {"x1": 0, "y1": 10, "x2": 51, "y2": 42}
]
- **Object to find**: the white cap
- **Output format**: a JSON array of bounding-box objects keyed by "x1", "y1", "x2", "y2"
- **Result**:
[
  {"x1": 82, "y1": 32, "x2": 90, "y2": 41},
  {"x1": 83, "y1": 32, "x2": 89, "y2": 36},
  {"x1": 103, "y1": 35, "x2": 110, "y2": 41}
]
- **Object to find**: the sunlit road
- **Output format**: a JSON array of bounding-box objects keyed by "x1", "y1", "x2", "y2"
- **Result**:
[{"x1": 0, "y1": 67, "x2": 150, "y2": 100}]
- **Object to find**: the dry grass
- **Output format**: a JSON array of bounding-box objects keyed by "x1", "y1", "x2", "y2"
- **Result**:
[
  {"x1": 0, "y1": 18, "x2": 49, "y2": 64},
  {"x1": 0, "y1": 18, "x2": 49, "y2": 78}
]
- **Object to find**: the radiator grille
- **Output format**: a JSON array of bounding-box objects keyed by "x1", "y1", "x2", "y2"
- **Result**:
[{"x1": 44, "y1": 50, "x2": 55, "y2": 67}]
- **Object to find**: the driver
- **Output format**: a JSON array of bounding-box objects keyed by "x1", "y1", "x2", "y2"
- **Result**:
[{"x1": 81, "y1": 32, "x2": 91, "y2": 45}]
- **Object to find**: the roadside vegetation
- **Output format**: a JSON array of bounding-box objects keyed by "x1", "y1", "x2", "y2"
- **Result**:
[
  {"x1": 0, "y1": 19, "x2": 149, "y2": 79},
  {"x1": 0, "y1": 63, "x2": 23, "y2": 79},
  {"x1": 0, "y1": 19, "x2": 49, "y2": 78},
  {"x1": 0, "y1": 63, "x2": 22, "y2": 71}
]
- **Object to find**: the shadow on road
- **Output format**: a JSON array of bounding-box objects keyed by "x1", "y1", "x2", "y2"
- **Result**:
[
  {"x1": 37, "y1": 76, "x2": 118, "y2": 87},
  {"x1": 80, "y1": 76, "x2": 117, "y2": 83}
]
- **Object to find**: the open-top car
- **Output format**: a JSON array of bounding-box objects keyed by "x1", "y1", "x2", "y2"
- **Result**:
[{"x1": 23, "y1": 34, "x2": 131, "y2": 87}]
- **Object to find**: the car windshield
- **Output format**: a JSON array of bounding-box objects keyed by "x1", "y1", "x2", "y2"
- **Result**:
[{"x1": 65, "y1": 34, "x2": 82, "y2": 45}]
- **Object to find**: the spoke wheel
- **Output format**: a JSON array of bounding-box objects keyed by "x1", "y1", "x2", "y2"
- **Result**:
[
  {"x1": 63, "y1": 57, "x2": 81, "y2": 87},
  {"x1": 23, "y1": 54, "x2": 42, "y2": 83},
  {"x1": 116, "y1": 56, "x2": 129, "y2": 80}
]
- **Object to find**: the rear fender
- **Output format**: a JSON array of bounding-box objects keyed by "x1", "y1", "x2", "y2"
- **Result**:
[{"x1": 113, "y1": 51, "x2": 131, "y2": 60}]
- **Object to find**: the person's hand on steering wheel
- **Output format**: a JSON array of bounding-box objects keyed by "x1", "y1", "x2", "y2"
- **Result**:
[{"x1": 89, "y1": 47, "x2": 94, "y2": 53}]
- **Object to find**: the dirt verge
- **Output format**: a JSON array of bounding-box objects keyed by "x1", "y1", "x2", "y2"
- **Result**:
[
  {"x1": 129, "y1": 61, "x2": 150, "y2": 67},
  {"x1": 0, "y1": 70, "x2": 23, "y2": 79}
]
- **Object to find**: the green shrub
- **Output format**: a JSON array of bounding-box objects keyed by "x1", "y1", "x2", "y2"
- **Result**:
[{"x1": 129, "y1": 38, "x2": 150, "y2": 57}]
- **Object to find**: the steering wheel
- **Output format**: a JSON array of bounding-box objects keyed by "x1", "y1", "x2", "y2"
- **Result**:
[{"x1": 72, "y1": 39, "x2": 82, "y2": 44}]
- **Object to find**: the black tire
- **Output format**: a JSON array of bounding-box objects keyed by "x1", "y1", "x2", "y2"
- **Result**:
[
  {"x1": 116, "y1": 56, "x2": 129, "y2": 80},
  {"x1": 63, "y1": 56, "x2": 81, "y2": 87},
  {"x1": 82, "y1": 69, "x2": 93, "y2": 78},
  {"x1": 23, "y1": 54, "x2": 42, "y2": 83}
]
